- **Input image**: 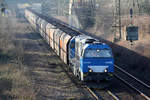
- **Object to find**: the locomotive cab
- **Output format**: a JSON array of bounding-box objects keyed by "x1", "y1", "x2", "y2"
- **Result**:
[{"x1": 81, "y1": 42, "x2": 114, "y2": 81}]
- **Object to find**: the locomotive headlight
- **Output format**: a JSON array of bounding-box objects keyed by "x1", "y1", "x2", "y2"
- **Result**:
[
  {"x1": 96, "y1": 49, "x2": 100, "y2": 52},
  {"x1": 104, "y1": 69, "x2": 108, "y2": 72},
  {"x1": 89, "y1": 69, "x2": 93, "y2": 72}
]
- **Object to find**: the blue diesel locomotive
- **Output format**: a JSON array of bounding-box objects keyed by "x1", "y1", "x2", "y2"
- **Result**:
[
  {"x1": 25, "y1": 9, "x2": 114, "y2": 82},
  {"x1": 69, "y1": 35, "x2": 114, "y2": 81}
]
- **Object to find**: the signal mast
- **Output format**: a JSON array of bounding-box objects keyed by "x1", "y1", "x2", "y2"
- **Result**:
[{"x1": 113, "y1": 0, "x2": 139, "y2": 45}]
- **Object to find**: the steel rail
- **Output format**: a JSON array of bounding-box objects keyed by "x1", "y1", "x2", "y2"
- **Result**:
[
  {"x1": 115, "y1": 65, "x2": 150, "y2": 89},
  {"x1": 85, "y1": 85, "x2": 121, "y2": 100},
  {"x1": 114, "y1": 74, "x2": 150, "y2": 100},
  {"x1": 107, "y1": 90, "x2": 120, "y2": 100},
  {"x1": 84, "y1": 85, "x2": 101, "y2": 100}
]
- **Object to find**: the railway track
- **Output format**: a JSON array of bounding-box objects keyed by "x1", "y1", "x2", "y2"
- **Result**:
[
  {"x1": 84, "y1": 84, "x2": 120, "y2": 100},
  {"x1": 52, "y1": 16, "x2": 150, "y2": 100},
  {"x1": 54, "y1": 18, "x2": 150, "y2": 100},
  {"x1": 61, "y1": 63, "x2": 120, "y2": 100},
  {"x1": 114, "y1": 65, "x2": 150, "y2": 100},
  {"x1": 28, "y1": 10, "x2": 150, "y2": 100}
]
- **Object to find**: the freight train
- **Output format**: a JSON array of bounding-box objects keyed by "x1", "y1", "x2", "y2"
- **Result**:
[{"x1": 25, "y1": 9, "x2": 114, "y2": 81}]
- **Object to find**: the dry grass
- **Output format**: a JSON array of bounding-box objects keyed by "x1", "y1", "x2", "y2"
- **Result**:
[
  {"x1": 0, "y1": 16, "x2": 36, "y2": 100},
  {"x1": 0, "y1": 64, "x2": 36, "y2": 100}
]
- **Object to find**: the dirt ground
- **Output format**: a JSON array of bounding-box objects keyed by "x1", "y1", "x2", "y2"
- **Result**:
[{"x1": 0, "y1": 9, "x2": 95, "y2": 100}]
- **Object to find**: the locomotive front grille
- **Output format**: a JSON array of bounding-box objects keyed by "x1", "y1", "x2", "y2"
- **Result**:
[{"x1": 88, "y1": 66, "x2": 108, "y2": 73}]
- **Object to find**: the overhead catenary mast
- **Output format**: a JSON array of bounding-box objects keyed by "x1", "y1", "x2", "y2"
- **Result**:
[
  {"x1": 69, "y1": 0, "x2": 73, "y2": 15},
  {"x1": 113, "y1": 0, "x2": 122, "y2": 42}
]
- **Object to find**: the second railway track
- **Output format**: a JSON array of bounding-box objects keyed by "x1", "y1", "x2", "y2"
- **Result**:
[{"x1": 114, "y1": 65, "x2": 150, "y2": 100}]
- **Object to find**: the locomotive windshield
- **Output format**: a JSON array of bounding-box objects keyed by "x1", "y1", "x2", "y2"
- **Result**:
[{"x1": 84, "y1": 49, "x2": 112, "y2": 58}]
